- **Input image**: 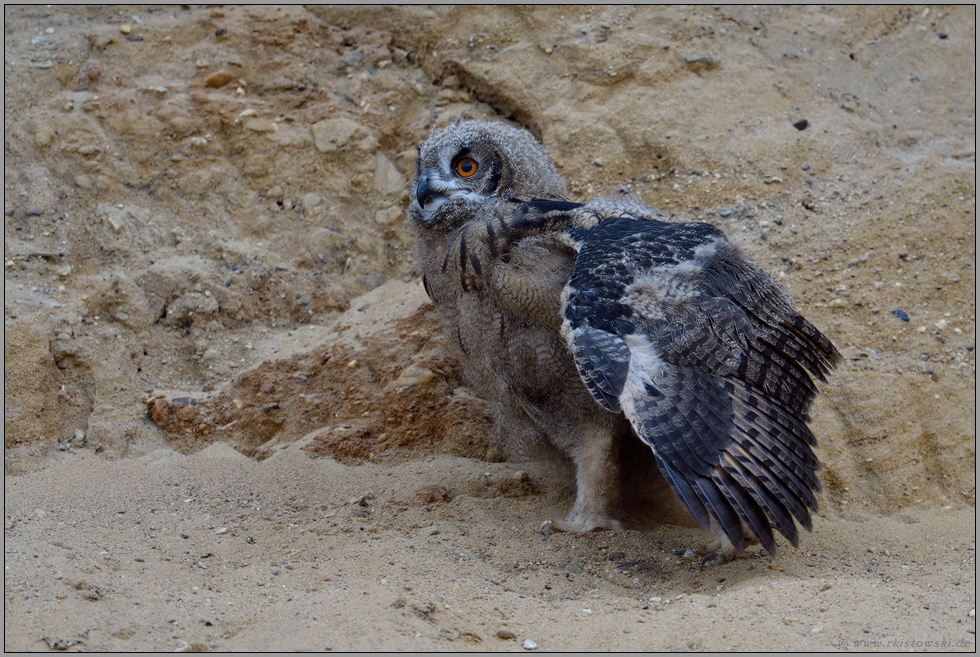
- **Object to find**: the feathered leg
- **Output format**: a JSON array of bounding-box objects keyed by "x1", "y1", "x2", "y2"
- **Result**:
[{"x1": 552, "y1": 423, "x2": 626, "y2": 532}]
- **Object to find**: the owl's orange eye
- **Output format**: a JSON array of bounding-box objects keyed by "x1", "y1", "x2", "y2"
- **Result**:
[{"x1": 455, "y1": 157, "x2": 479, "y2": 177}]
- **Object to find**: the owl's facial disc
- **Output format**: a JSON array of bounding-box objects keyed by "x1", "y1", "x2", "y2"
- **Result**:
[{"x1": 411, "y1": 147, "x2": 497, "y2": 223}]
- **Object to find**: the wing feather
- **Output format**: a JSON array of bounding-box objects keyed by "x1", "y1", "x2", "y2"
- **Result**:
[{"x1": 561, "y1": 207, "x2": 838, "y2": 555}]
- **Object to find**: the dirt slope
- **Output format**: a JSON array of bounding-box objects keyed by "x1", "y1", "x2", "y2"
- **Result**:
[{"x1": 4, "y1": 5, "x2": 975, "y2": 651}]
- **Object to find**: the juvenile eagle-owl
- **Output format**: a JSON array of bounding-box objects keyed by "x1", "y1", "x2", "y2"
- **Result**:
[{"x1": 407, "y1": 120, "x2": 839, "y2": 563}]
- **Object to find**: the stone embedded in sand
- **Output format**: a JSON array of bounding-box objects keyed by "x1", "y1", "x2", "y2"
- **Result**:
[
  {"x1": 374, "y1": 206, "x2": 404, "y2": 225},
  {"x1": 311, "y1": 117, "x2": 378, "y2": 154},
  {"x1": 371, "y1": 152, "x2": 405, "y2": 195},
  {"x1": 386, "y1": 365, "x2": 435, "y2": 391},
  {"x1": 149, "y1": 398, "x2": 170, "y2": 428},
  {"x1": 243, "y1": 117, "x2": 277, "y2": 133},
  {"x1": 205, "y1": 70, "x2": 233, "y2": 88}
]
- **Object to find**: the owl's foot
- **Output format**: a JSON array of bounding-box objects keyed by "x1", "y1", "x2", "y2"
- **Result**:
[
  {"x1": 675, "y1": 533, "x2": 758, "y2": 568},
  {"x1": 548, "y1": 514, "x2": 627, "y2": 533},
  {"x1": 673, "y1": 543, "x2": 737, "y2": 568},
  {"x1": 699, "y1": 545, "x2": 739, "y2": 569}
]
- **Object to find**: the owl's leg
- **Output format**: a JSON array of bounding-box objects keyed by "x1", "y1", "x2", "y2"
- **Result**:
[
  {"x1": 552, "y1": 426, "x2": 626, "y2": 532},
  {"x1": 695, "y1": 517, "x2": 759, "y2": 567},
  {"x1": 703, "y1": 515, "x2": 737, "y2": 564}
]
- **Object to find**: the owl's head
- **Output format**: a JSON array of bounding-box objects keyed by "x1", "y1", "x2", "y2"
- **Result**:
[{"x1": 409, "y1": 120, "x2": 568, "y2": 229}]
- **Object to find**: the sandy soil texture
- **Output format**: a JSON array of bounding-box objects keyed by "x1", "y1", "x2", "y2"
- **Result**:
[{"x1": 4, "y1": 5, "x2": 975, "y2": 651}]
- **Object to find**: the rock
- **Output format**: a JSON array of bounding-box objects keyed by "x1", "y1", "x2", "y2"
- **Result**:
[
  {"x1": 311, "y1": 118, "x2": 377, "y2": 155},
  {"x1": 205, "y1": 70, "x2": 233, "y2": 88},
  {"x1": 374, "y1": 207, "x2": 403, "y2": 225},
  {"x1": 149, "y1": 398, "x2": 172, "y2": 429},
  {"x1": 4, "y1": 318, "x2": 62, "y2": 459},
  {"x1": 372, "y1": 153, "x2": 405, "y2": 195},
  {"x1": 243, "y1": 117, "x2": 277, "y2": 133},
  {"x1": 496, "y1": 630, "x2": 516, "y2": 640},
  {"x1": 386, "y1": 365, "x2": 435, "y2": 391},
  {"x1": 684, "y1": 52, "x2": 717, "y2": 71}
]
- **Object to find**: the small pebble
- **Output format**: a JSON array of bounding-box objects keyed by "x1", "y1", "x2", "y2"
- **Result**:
[
  {"x1": 892, "y1": 309, "x2": 910, "y2": 322},
  {"x1": 205, "y1": 71, "x2": 233, "y2": 88},
  {"x1": 564, "y1": 563, "x2": 584, "y2": 575},
  {"x1": 684, "y1": 52, "x2": 715, "y2": 66},
  {"x1": 523, "y1": 639, "x2": 537, "y2": 650},
  {"x1": 215, "y1": 527, "x2": 228, "y2": 534},
  {"x1": 793, "y1": 119, "x2": 809, "y2": 131},
  {"x1": 119, "y1": 24, "x2": 132, "y2": 34},
  {"x1": 496, "y1": 630, "x2": 516, "y2": 640}
]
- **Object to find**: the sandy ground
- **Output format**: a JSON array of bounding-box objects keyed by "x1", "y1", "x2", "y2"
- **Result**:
[{"x1": 4, "y1": 5, "x2": 976, "y2": 651}]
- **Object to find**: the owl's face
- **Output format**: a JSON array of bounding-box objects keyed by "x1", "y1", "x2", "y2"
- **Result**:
[{"x1": 409, "y1": 120, "x2": 568, "y2": 230}]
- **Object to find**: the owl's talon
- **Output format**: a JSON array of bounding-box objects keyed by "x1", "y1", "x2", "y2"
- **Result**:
[{"x1": 699, "y1": 549, "x2": 738, "y2": 569}]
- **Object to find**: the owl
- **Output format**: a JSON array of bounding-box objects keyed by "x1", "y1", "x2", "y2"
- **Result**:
[{"x1": 407, "y1": 120, "x2": 840, "y2": 564}]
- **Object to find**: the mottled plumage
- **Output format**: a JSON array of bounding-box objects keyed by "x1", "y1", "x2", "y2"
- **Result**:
[{"x1": 407, "y1": 120, "x2": 840, "y2": 563}]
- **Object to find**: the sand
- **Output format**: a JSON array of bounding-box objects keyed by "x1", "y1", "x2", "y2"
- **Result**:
[{"x1": 4, "y1": 5, "x2": 975, "y2": 651}]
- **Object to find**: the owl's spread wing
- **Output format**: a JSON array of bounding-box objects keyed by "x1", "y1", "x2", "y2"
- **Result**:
[{"x1": 560, "y1": 211, "x2": 841, "y2": 554}]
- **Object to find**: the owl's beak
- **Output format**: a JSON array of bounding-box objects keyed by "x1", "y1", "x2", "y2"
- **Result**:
[{"x1": 414, "y1": 173, "x2": 437, "y2": 209}]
